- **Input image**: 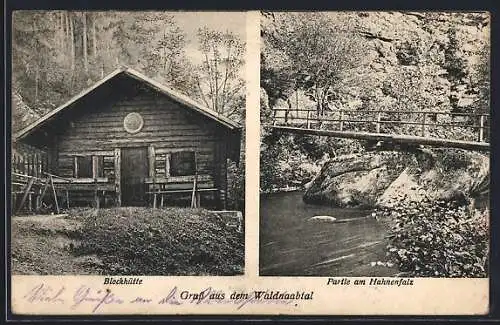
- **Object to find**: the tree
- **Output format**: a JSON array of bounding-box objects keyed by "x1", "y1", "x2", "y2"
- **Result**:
[
  {"x1": 262, "y1": 12, "x2": 367, "y2": 115},
  {"x1": 471, "y1": 43, "x2": 490, "y2": 114},
  {"x1": 139, "y1": 15, "x2": 196, "y2": 96},
  {"x1": 195, "y1": 27, "x2": 245, "y2": 119},
  {"x1": 12, "y1": 11, "x2": 193, "y2": 115},
  {"x1": 12, "y1": 11, "x2": 65, "y2": 113}
]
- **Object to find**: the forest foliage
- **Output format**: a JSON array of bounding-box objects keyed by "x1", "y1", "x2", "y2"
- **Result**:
[
  {"x1": 260, "y1": 11, "x2": 490, "y2": 192},
  {"x1": 382, "y1": 200, "x2": 488, "y2": 277},
  {"x1": 12, "y1": 11, "x2": 246, "y2": 132},
  {"x1": 261, "y1": 12, "x2": 489, "y2": 116}
]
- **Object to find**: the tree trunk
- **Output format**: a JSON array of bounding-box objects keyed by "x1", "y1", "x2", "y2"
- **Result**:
[
  {"x1": 219, "y1": 44, "x2": 232, "y2": 111},
  {"x1": 59, "y1": 11, "x2": 64, "y2": 50},
  {"x1": 203, "y1": 53, "x2": 215, "y2": 110},
  {"x1": 69, "y1": 12, "x2": 75, "y2": 87},
  {"x1": 92, "y1": 13, "x2": 97, "y2": 57},
  {"x1": 70, "y1": 13, "x2": 75, "y2": 70},
  {"x1": 315, "y1": 87, "x2": 323, "y2": 116},
  {"x1": 32, "y1": 19, "x2": 39, "y2": 104},
  {"x1": 65, "y1": 12, "x2": 69, "y2": 46},
  {"x1": 82, "y1": 12, "x2": 88, "y2": 72},
  {"x1": 213, "y1": 48, "x2": 219, "y2": 112},
  {"x1": 35, "y1": 66, "x2": 39, "y2": 104}
]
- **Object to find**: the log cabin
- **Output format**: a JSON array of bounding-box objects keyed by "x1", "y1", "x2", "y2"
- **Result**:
[{"x1": 13, "y1": 66, "x2": 242, "y2": 210}]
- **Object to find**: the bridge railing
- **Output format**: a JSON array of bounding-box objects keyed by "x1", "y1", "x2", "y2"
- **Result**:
[{"x1": 271, "y1": 108, "x2": 490, "y2": 143}]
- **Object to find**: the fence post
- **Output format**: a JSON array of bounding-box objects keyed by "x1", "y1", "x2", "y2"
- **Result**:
[
  {"x1": 376, "y1": 112, "x2": 382, "y2": 133},
  {"x1": 285, "y1": 110, "x2": 289, "y2": 125},
  {"x1": 31, "y1": 154, "x2": 36, "y2": 177},
  {"x1": 21, "y1": 156, "x2": 25, "y2": 175},
  {"x1": 421, "y1": 114, "x2": 426, "y2": 137},
  {"x1": 42, "y1": 154, "x2": 47, "y2": 174},
  {"x1": 306, "y1": 110, "x2": 311, "y2": 129},
  {"x1": 479, "y1": 115, "x2": 485, "y2": 142},
  {"x1": 339, "y1": 110, "x2": 344, "y2": 131},
  {"x1": 27, "y1": 155, "x2": 32, "y2": 175},
  {"x1": 34, "y1": 154, "x2": 39, "y2": 178},
  {"x1": 272, "y1": 109, "x2": 277, "y2": 126}
]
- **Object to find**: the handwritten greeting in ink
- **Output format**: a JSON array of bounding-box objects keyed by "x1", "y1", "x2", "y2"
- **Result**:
[{"x1": 21, "y1": 283, "x2": 314, "y2": 313}]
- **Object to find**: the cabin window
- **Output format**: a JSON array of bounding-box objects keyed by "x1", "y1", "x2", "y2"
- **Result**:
[
  {"x1": 74, "y1": 155, "x2": 104, "y2": 178},
  {"x1": 169, "y1": 151, "x2": 196, "y2": 176},
  {"x1": 75, "y1": 156, "x2": 92, "y2": 178}
]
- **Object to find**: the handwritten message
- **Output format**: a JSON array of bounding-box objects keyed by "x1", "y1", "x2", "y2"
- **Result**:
[{"x1": 22, "y1": 283, "x2": 314, "y2": 313}]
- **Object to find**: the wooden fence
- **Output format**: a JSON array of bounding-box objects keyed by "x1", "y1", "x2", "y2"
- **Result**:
[
  {"x1": 11, "y1": 145, "x2": 48, "y2": 177},
  {"x1": 271, "y1": 108, "x2": 490, "y2": 143}
]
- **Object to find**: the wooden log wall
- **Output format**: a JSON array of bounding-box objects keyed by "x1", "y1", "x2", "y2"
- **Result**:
[{"x1": 54, "y1": 83, "x2": 234, "y2": 206}]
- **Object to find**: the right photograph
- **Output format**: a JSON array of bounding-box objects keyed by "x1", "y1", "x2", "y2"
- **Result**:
[{"x1": 259, "y1": 11, "x2": 490, "y2": 277}]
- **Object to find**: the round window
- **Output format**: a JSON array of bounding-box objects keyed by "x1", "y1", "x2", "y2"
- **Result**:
[{"x1": 123, "y1": 112, "x2": 144, "y2": 134}]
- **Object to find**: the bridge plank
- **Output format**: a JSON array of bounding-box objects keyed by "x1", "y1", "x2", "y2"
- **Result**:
[{"x1": 271, "y1": 126, "x2": 490, "y2": 151}]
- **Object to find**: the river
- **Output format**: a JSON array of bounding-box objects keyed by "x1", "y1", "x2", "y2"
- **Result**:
[{"x1": 259, "y1": 191, "x2": 397, "y2": 276}]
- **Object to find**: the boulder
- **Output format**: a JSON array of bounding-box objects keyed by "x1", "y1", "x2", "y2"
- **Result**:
[
  {"x1": 303, "y1": 151, "x2": 407, "y2": 208},
  {"x1": 308, "y1": 215, "x2": 337, "y2": 222},
  {"x1": 304, "y1": 148, "x2": 489, "y2": 209}
]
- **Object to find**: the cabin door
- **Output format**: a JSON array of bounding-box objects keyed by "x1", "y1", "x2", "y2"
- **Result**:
[{"x1": 121, "y1": 147, "x2": 148, "y2": 206}]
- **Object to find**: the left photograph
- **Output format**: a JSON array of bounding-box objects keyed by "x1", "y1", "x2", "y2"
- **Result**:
[{"x1": 11, "y1": 11, "x2": 245, "y2": 276}]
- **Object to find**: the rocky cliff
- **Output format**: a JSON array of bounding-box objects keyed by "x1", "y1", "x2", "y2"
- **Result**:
[{"x1": 262, "y1": 11, "x2": 490, "y2": 116}]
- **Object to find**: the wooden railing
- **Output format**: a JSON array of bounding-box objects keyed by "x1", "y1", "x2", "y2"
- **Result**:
[
  {"x1": 12, "y1": 148, "x2": 48, "y2": 178},
  {"x1": 271, "y1": 108, "x2": 490, "y2": 143}
]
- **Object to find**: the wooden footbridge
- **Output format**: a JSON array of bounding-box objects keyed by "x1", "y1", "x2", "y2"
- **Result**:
[{"x1": 269, "y1": 108, "x2": 490, "y2": 151}]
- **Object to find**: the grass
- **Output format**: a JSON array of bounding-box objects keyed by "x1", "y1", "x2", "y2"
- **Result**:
[
  {"x1": 11, "y1": 215, "x2": 104, "y2": 274},
  {"x1": 11, "y1": 207, "x2": 244, "y2": 276}
]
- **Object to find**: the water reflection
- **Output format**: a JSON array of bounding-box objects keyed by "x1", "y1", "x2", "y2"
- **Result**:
[{"x1": 259, "y1": 191, "x2": 397, "y2": 276}]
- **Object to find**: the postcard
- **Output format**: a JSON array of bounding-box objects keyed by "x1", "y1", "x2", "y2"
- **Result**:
[{"x1": 9, "y1": 10, "x2": 490, "y2": 316}]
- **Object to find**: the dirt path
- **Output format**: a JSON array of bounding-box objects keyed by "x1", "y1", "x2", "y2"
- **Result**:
[{"x1": 11, "y1": 214, "x2": 104, "y2": 275}]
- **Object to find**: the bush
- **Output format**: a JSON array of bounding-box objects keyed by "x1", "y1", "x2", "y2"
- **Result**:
[
  {"x1": 227, "y1": 159, "x2": 245, "y2": 211},
  {"x1": 383, "y1": 199, "x2": 489, "y2": 277},
  {"x1": 73, "y1": 207, "x2": 244, "y2": 275},
  {"x1": 260, "y1": 130, "x2": 363, "y2": 192},
  {"x1": 260, "y1": 133, "x2": 294, "y2": 191},
  {"x1": 293, "y1": 134, "x2": 364, "y2": 160},
  {"x1": 436, "y1": 149, "x2": 471, "y2": 172}
]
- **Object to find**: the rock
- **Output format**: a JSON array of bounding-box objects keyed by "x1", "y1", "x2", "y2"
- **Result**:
[
  {"x1": 304, "y1": 149, "x2": 489, "y2": 209},
  {"x1": 308, "y1": 215, "x2": 337, "y2": 222},
  {"x1": 74, "y1": 255, "x2": 104, "y2": 267},
  {"x1": 377, "y1": 168, "x2": 426, "y2": 208},
  {"x1": 303, "y1": 151, "x2": 406, "y2": 208},
  {"x1": 304, "y1": 179, "x2": 314, "y2": 190}
]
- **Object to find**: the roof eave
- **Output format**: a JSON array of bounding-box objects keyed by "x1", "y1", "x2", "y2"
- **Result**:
[
  {"x1": 122, "y1": 68, "x2": 240, "y2": 130},
  {"x1": 14, "y1": 67, "x2": 126, "y2": 140}
]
